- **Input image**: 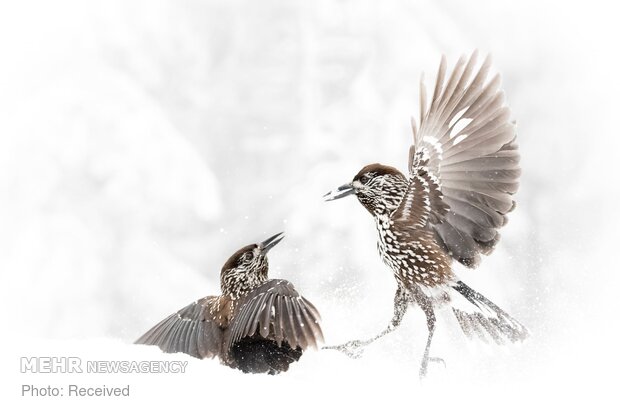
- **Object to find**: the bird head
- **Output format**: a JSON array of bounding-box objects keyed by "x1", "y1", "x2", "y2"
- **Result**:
[
  {"x1": 323, "y1": 163, "x2": 408, "y2": 216},
  {"x1": 220, "y1": 232, "x2": 284, "y2": 298}
]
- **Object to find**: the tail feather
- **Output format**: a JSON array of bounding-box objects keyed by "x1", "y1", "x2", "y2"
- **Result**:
[{"x1": 451, "y1": 281, "x2": 528, "y2": 344}]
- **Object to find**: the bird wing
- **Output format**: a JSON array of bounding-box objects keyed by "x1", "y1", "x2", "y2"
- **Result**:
[
  {"x1": 135, "y1": 296, "x2": 225, "y2": 359},
  {"x1": 404, "y1": 50, "x2": 520, "y2": 267},
  {"x1": 392, "y1": 154, "x2": 450, "y2": 230},
  {"x1": 225, "y1": 279, "x2": 324, "y2": 351}
]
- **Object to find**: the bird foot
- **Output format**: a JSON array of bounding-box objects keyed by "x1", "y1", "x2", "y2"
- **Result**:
[
  {"x1": 322, "y1": 340, "x2": 367, "y2": 359},
  {"x1": 419, "y1": 356, "x2": 446, "y2": 379}
]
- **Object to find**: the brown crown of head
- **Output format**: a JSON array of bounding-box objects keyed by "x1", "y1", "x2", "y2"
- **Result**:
[
  {"x1": 353, "y1": 163, "x2": 405, "y2": 182},
  {"x1": 220, "y1": 244, "x2": 258, "y2": 275}
]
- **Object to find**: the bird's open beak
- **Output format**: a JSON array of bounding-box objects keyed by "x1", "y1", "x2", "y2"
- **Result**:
[
  {"x1": 259, "y1": 232, "x2": 285, "y2": 254},
  {"x1": 323, "y1": 183, "x2": 356, "y2": 202}
]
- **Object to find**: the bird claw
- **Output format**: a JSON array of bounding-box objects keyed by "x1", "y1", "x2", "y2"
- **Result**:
[
  {"x1": 419, "y1": 356, "x2": 446, "y2": 378},
  {"x1": 428, "y1": 356, "x2": 446, "y2": 368},
  {"x1": 322, "y1": 340, "x2": 367, "y2": 359}
]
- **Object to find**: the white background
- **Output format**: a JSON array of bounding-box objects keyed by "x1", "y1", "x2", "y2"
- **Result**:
[{"x1": 1, "y1": 0, "x2": 619, "y2": 411}]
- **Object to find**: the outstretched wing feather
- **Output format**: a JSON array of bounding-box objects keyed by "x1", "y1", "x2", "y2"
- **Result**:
[
  {"x1": 225, "y1": 279, "x2": 323, "y2": 352},
  {"x1": 402, "y1": 51, "x2": 519, "y2": 268},
  {"x1": 135, "y1": 297, "x2": 223, "y2": 359}
]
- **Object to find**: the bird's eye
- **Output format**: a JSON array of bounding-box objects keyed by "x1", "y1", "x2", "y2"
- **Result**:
[
  {"x1": 360, "y1": 175, "x2": 370, "y2": 185},
  {"x1": 243, "y1": 252, "x2": 253, "y2": 261}
]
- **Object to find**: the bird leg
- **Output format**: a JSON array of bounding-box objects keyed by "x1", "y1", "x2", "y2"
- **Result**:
[
  {"x1": 418, "y1": 300, "x2": 445, "y2": 378},
  {"x1": 323, "y1": 286, "x2": 410, "y2": 358}
]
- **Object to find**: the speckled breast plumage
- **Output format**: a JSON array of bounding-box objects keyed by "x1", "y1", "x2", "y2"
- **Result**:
[{"x1": 376, "y1": 214, "x2": 453, "y2": 290}]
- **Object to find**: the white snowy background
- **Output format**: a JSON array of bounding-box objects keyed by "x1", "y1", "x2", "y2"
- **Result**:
[{"x1": 1, "y1": 0, "x2": 619, "y2": 411}]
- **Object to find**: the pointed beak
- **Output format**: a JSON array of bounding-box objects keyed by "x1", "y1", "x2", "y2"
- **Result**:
[
  {"x1": 259, "y1": 232, "x2": 285, "y2": 254},
  {"x1": 323, "y1": 183, "x2": 356, "y2": 202}
]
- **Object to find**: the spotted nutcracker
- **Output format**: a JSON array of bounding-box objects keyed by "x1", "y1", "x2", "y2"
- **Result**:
[
  {"x1": 323, "y1": 51, "x2": 528, "y2": 377},
  {"x1": 136, "y1": 232, "x2": 323, "y2": 374}
]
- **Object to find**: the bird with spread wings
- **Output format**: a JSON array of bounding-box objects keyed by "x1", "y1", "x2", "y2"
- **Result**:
[{"x1": 323, "y1": 51, "x2": 527, "y2": 377}]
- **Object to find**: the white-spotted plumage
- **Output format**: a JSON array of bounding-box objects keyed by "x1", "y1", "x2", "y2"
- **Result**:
[
  {"x1": 136, "y1": 236, "x2": 324, "y2": 374},
  {"x1": 325, "y1": 52, "x2": 528, "y2": 376}
]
